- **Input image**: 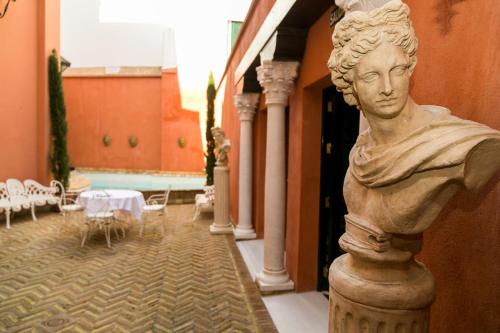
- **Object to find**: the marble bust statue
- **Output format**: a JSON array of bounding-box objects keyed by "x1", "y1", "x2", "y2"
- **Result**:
[
  {"x1": 326, "y1": 0, "x2": 500, "y2": 330},
  {"x1": 211, "y1": 127, "x2": 231, "y2": 167}
]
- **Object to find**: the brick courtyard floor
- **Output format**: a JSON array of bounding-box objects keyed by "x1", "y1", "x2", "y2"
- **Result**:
[{"x1": 0, "y1": 204, "x2": 277, "y2": 333}]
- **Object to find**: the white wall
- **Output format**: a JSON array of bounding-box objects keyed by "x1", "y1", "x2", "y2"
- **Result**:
[{"x1": 61, "y1": 0, "x2": 173, "y2": 68}]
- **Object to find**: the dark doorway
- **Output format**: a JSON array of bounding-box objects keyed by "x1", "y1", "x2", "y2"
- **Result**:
[{"x1": 317, "y1": 86, "x2": 360, "y2": 292}]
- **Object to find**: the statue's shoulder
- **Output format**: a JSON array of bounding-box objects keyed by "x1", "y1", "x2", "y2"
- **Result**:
[
  {"x1": 420, "y1": 105, "x2": 497, "y2": 129},
  {"x1": 417, "y1": 105, "x2": 500, "y2": 192},
  {"x1": 419, "y1": 105, "x2": 451, "y2": 120},
  {"x1": 420, "y1": 105, "x2": 451, "y2": 115}
]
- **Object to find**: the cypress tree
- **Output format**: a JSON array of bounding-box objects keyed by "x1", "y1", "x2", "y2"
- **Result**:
[
  {"x1": 48, "y1": 49, "x2": 71, "y2": 188},
  {"x1": 205, "y1": 72, "x2": 216, "y2": 185}
]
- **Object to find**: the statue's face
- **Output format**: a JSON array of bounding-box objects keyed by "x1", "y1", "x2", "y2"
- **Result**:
[
  {"x1": 353, "y1": 43, "x2": 411, "y2": 120},
  {"x1": 213, "y1": 132, "x2": 223, "y2": 145}
]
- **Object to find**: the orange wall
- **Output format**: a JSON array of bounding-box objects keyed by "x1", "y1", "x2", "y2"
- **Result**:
[
  {"x1": 64, "y1": 70, "x2": 204, "y2": 173},
  {"x1": 38, "y1": 0, "x2": 60, "y2": 183},
  {"x1": 160, "y1": 70, "x2": 204, "y2": 173},
  {"x1": 0, "y1": 0, "x2": 58, "y2": 183},
  {"x1": 64, "y1": 76, "x2": 162, "y2": 170},
  {"x1": 220, "y1": 0, "x2": 277, "y2": 225},
  {"x1": 252, "y1": 100, "x2": 267, "y2": 237},
  {"x1": 407, "y1": 1, "x2": 500, "y2": 332},
  {"x1": 286, "y1": 8, "x2": 334, "y2": 291},
  {"x1": 221, "y1": 70, "x2": 241, "y2": 223}
]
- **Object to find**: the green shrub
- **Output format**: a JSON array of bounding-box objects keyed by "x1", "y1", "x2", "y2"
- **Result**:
[
  {"x1": 205, "y1": 72, "x2": 216, "y2": 185},
  {"x1": 48, "y1": 49, "x2": 71, "y2": 188}
]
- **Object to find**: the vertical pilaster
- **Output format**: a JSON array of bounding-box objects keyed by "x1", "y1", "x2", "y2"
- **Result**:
[
  {"x1": 255, "y1": 60, "x2": 299, "y2": 291},
  {"x1": 233, "y1": 93, "x2": 259, "y2": 240}
]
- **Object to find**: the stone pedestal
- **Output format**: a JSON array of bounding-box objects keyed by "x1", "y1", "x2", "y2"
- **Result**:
[
  {"x1": 328, "y1": 216, "x2": 434, "y2": 333},
  {"x1": 233, "y1": 93, "x2": 259, "y2": 240},
  {"x1": 210, "y1": 166, "x2": 233, "y2": 234},
  {"x1": 255, "y1": 60, "x2": 299, "y2": 291}
]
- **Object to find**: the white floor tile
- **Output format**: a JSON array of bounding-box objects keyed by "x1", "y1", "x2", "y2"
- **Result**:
[
  {"x1": 263, "y1": 292, "x2": 329, "y2": 333},
  {"x1": 236, "y1": 238, "x2": 329, "y2": 333},
  {"x1": 236, "y1": 239, "x2": 264, "y2": 280}
]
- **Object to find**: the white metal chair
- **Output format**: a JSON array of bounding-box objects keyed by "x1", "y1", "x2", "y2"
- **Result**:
[
  {"x1": 110, "y1": 209, "x2": 130, "y2": 241},
  {"x1": 6, "y1": 178, "x2": 34, "y2": 222},
  {"x1": 141, "y1": 187, "x2": 171, "y2": 237},
  {"x1": 23, "y1": 179, "x2": 60, "y2": 220},
  {"x1": 192, "y1": 185, "x2": 215, "y2": 221},
  {"x1": 51, "y1": 180, "x2": 85, "y2": 233},
  {"x1": 82, "y1": 193, "x2": 114, "y2": 248}
]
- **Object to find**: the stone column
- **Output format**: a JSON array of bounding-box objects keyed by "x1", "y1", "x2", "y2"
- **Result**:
[
  {"x1": 233, "y1": 93, "x2": 259, "y2": 240},
  {"x1": 255, "y1": 60, "x2": 299, "y2": 291},
  {"x1": 209, "y1": 165, "x2": 233, "y2": 234}
]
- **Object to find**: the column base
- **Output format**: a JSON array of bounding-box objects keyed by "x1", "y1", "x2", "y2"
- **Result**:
[
  {"x1": 209, "y1": 223, "x2": 233, "y2": 234},
  {"x1": 233, "y1": 226, "x2": 257, "y2": 240},
  {"x1": 255, "y1": 269, "x2": 294, "y2": 292}
]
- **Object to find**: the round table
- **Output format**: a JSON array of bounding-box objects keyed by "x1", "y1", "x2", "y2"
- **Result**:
[{"x1": 77, "y1": 189, "x2": 145, "y2": 220}]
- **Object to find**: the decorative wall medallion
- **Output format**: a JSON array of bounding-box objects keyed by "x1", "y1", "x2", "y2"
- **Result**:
[
  {"x1": 102, "y1": 135, "x2": 111, "y2": 146},
  {"x1": 129, "y1": 136, "x2": 138, "y2": 148},
  {"x1": 178, "y1": 136, "x2": 186, "y2": 148}
]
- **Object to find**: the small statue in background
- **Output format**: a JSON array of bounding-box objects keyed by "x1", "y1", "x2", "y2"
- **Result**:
[
  {"x1": 211, "y1": 127, "x2": 231, "y2": 166},
  {"x1": 209, "y1": 126, "x2": 233, "y2": 234}
]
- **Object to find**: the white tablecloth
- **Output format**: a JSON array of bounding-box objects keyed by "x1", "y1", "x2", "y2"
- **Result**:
[{"x1": 77, "y1": 190, "x2": 145, "y2": 220}]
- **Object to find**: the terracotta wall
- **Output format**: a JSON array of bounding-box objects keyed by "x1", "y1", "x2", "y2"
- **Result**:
[
  {"x1": 64, "y1": 76, "x2": 162, "y2": 170},
  {"x1": 38, "y1": 0, "x2": 61, "y2": 183},
  {"x1": 252, "y1": 99, "x2": 267, "y2": 237},
  {"x1": 64, "y1": 69, "x2": 204, "y2": 173},
  {"x1": 406, "y1": 1, "x2": 500, "y2": 332},
  {"x1": 160, "y1": 70, "x2": 205, "y2": 173},
  {"x1": 0, "y1": 0, "x2": 59, "y2": 183},
  {"x1": 285, "y1": 8, "x2": 334, "y2": 291},
  {"x1": 219, "y1": 0, "x2": 277, "y2": 227}
]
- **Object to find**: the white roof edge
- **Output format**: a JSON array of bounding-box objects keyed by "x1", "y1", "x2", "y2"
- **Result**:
[{"x1": 234, "y1": 0, "x2": 297, "y2": 85}]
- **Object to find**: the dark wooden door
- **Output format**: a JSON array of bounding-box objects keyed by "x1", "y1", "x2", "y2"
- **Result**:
[{"x1": 317, "y1": 86, "x2": 359, "y2": 292}]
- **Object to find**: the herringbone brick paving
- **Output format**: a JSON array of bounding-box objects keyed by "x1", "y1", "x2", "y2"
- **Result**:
[{"x1": 0, "y1": 205, "x2": 277, "y2": 333}]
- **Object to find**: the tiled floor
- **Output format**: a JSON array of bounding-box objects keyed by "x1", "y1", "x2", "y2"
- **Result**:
[
  {"x1": 236, "y1": 240, "x2": 329, "y2": 333},
  {"x1": 0, "y1": 205, "x2": 277, "y2": 332}
]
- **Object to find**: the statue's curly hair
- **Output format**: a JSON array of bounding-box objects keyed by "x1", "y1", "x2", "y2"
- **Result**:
[
  {"x1": 328, "y1": 1, "x2": 418, "y2": 107},
  {"x1": 211, "y1": 127, "x2": 225, "y2": 137}
]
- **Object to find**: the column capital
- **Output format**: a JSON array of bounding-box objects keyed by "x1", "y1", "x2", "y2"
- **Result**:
[
  {"x1": 256, "y1": 60, "x2": 299, "y2": 106},
  {"x1": 234, "y1": 93, "x2": 259, "y2": 122}
]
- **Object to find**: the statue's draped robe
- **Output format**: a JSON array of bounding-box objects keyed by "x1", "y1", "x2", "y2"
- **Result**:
[{"x1": 344, "y1": 106, "x2": 500, "y2": 234}]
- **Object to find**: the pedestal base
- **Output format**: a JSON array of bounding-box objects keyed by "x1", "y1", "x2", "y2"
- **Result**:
[
  {"x1": 255, "y1": 270, "x2": 294, "y2": 292},
  {"x1": 233, "y1": 227, "x2": 257, "y2": 240},
  {"x1": 211, "y1": 166, "x2": 232, "y2": 234},
  {"x1": 329, "y1": 289, "x2": 429, "y2": 333},
  {"x1": 328, "y1": 253, "x2": 434, "y2": 333},
  {"x1": 209, "y1": 223, "x2": 233, "y2": 234}
]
